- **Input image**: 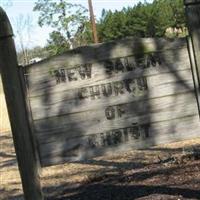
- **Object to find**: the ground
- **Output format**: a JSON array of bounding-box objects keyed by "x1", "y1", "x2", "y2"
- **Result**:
[{"x1": 0, "y1": 131, "x2": 200, "y2": 200}]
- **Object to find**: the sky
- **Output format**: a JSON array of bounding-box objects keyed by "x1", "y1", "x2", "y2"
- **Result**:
[{"x1": 0, "y1": 0, "x2": 152, "y2": 51}]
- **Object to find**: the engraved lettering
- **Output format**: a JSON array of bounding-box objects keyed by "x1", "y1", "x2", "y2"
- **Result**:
[
  {"x1": 124, "y1": 79, "x2": 134, "y2": 93},
  {"x1": 54, "y1": 69, "x2": 66, "y2": 84},
  {"x1": 123, "y1": 128, "x2": 129, "y2": 142},
  {"x1": 136, "y1": 57, "x2": 146, "y2": 69},
  {"x1": 125, "y1": 57, "x2": 136, "y2": 71},
  {"x1": 88, "y1": 135, "x2": 97, "y2": 148},
  {"x1": 104, "y1": 60, "x2": 114, "y2": 75},
  {"x1": 79, "y1": 64, "x2": 92, "y2": 80},
  {"x1": 86, "y1": 123, "x2": 150, "y2": 149},
  {"x1": 116, "y1": 105, "x2": 125, "y2": 118},
  {"x1": 67, "y1": 69, "x2": 78, "y2": 81},
  {"x1": 105, "y1": 105, "x2": 126, "y2": 120},
  {"x1": 140, "y1": 124, "x2": 150, "y2": 139},
  {"x1": 113, "y1": 130, "x2": 122, "y2": 144},
  {"x1": 78, "y1": 78, "x2": 148, "y2": 100},
  {"x1": 114, "y1": 81, "x2": 124, "y2": 96},
  {"x1": 54, "y1": 70, "x2": 61, "y2": 84},
  {"x1": 101, "y1": 83, "x2": 112, "y2": 97},
  {"x1": 60, "y1": 69, "x2": 66, "y2": 82},
  {"x1": 90, "y1": 85, "x2": 101, "y2": 100},
  {"x1": 106, "y1": 131, "x2": 112, "y2": 145},
  {"x1": 129, "y1": 125, "x2": 140, "y2": 139},
  {"x1": 147, "y1": 53, "x2": 161, "y2": 67},
  {"x1": 52, "y1": 53, "x2": 162, "y2": 84},
  {"x1": 115, "y1": 58, "x2": 125, "y2": 73},
  {"x1": 105, "y1": 106, "x2": 115, "y2": 120},
  {"x1": 100, "y1": 132, "x2": 107, "y2": 146},
  {"x1": 128, "y1": 79, "x2": 137, "y2": 94},
  {"x1": 137, "y1": 77, "x2": 148, "y2": 91},
  {"x1": 78, "y1": 88, "x2": 89, "y2": 99}
]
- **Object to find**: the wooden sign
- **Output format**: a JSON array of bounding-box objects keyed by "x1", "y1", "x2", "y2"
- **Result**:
[
  {"x1": 24, "y1": 38, "x2": 200, "y2": 167},
  {"x1": 1, "y1": 4, "x2": 200, "y2": 200}
]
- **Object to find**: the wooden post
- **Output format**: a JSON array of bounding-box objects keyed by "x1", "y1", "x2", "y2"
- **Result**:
[
  {"x1": 185, "y1": 0, "x2": 200, "y2": 116},
  {"x1": 0, "y1": 7, "x2": 44, "y2": 200},
  {"x1": 88, "y1": 0, "x2": 99, "y2": 44}
]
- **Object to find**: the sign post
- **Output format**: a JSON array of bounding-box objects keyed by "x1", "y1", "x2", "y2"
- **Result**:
[
  {"x1": 185, "y1": 0, "x2": 200, "y2": 115},
  {"x1": 0, "y1": 7, "x2": 43, "y2": 200}
]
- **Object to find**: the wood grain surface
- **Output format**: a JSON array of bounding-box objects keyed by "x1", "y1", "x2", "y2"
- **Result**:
[{"x1": 24, "y1": 38, "x2": 200, "y2": 167}]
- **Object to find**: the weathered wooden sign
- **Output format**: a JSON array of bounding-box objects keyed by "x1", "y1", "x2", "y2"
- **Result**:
[
  {"x1": 1, "y1": 3, "x2": 200, "y2": 199},
  {"x1": 23, "y1": 38, "x2": 200, "y2": 167}
]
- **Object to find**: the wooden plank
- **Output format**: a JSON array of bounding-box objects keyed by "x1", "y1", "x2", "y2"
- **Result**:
[
  {"x1": 25, "y1": 38, "x2": 187, "y2": 74},
  {"x1": 185, "y1": 1, "x2": 200, "y2": 115},
  {"x1": 0, "y1": 7, "x2": 43, "y2": 200},
  {"x1": 185, "y1": 4, "x2": 200, "y2": 81},
  {"x1": 34, "y1": 92, "x2": 198, "y2": 142},
  {"x1": 22, "y1": 34, "x2": 199, "y2": 167},
  {"x1": 184, "y1": 0, "x2": 200, "y2": 5},
  {"x1": 39, "y1": 115, "x2": 200, "y2": 167},
  {"x1": 30, "y1": 69, "x2": 194, "y2": 120},
  {"x1": 26, "y1": 46, "x2": 189, "y2": 79},
  {"x1": 187, "y1": 37, "x2": 200, "y2": 115},
  {"x1": 27, "y1": 47, "x2": 190, "y2": 97}
]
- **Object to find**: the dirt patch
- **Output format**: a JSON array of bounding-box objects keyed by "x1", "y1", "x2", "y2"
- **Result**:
[{"x1": 0, "y1": 131, "x2": 200, "y2": 200}]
